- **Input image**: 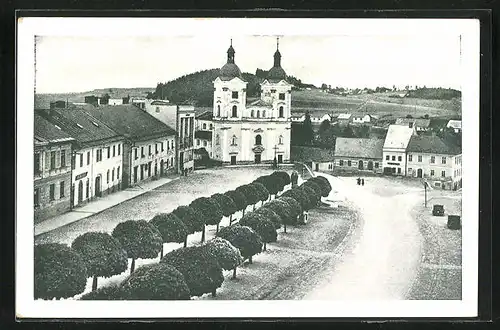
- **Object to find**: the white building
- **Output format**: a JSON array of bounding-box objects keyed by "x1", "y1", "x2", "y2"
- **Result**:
[
  {"x1": 108, "y1": 98, "x2": 124, "y2": 106},
  {"x1": 351, "y1": 114, "x2": 373, "y2": 125},
  {"x1": 382, "y1": 124, "x2": 416, "y2": 175},
  {"x1": 195, "y1": 111, "x2": 214, "y2": 158},
  {"x1": 446, "y1": 120, "x2": 462, "y2": 133},
  {"x1": 394, "y1": 117, "x2": 431, "y2": 132},
  {"x1": 212, "y1": 39, "x2": 292, "y2": 165}
]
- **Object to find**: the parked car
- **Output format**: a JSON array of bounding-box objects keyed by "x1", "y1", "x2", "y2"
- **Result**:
[{"x1": 432, "y1": 204, "x2": 445, "y2": 216}]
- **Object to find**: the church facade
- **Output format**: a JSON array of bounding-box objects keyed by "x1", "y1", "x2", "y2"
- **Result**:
[{"x1": 212, "y1": 39, "x2": 293, "y2": 165}]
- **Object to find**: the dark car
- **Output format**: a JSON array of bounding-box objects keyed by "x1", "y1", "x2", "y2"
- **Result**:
[{"x1": 432, "y1": 204, "x2": 445, "y2": 216}]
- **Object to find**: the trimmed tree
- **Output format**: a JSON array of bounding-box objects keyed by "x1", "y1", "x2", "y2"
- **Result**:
[
  {"x1": 34, "y1": 243, "x2": 88, "y2": 300},
  {"x1": 161, "y1": 246, "x2": 224, "y2": 298},
  {"x1": 189, "y1": 197, "x2": 223, "y2": 243},
  {"x1": 210, "y1": 193, "x2": 237, "y2": 231},
  {"x1": 262, "y1": 199, "x2": 294, "y2": 233},
  {"x1": 300, "y1": 185, "x2": 321, "y2": 210},
  {"x1": 172, "y1": 205, "x2": 205, "y2": 246},
  {"x1": 80, "y1": 284, "x2": 126, "y2": 300},
  {"x1": 150, "y1": 213, "x2": 189, "y2": 257},
  {"x1": 121, "y1": 263, "x2": 190, "y2": 300},
  {"x1": 254, "y1": 207, "x2": 282, "y2": 229},
  {"x1": 254, "y1": 175, "x2": 280, "y2": 199},
  {"x1": 239, "y1": 213, "x2": 277, "y2": 251},
  {"x1": 203, "y1": 237, "x2": 243, "y2": 279},
  {"x1": 236, "y1": 184, "x2": 260, "y2": 212},
  {"x1": 273, "y1": 171, "x2": 291, "y2": 191},
  {"x1": 309, "y1": 176, "x2": 332, "y2": 197},
  {"x1": 112, "y1": 220, "x2": 163, "y2": 274},
  {"x1": 71, "y1": 232, "x2": 128, "y2": 291},
  {"x1": 279, "y1": 196, "x2": 303, "y2": 223},
  {"x1": 282, "y1": 188, "x2": 309, "y2": 213},
  {"x1": 302, "y1": 181, "x2": 323, "y2": 204},
  {"x1": 224, "y1": 190, "x2": 247, "y2": 224},
  {"x1": 217, "y1": 225, "x2": 263, "y2": 264},
  {"x1": 250, "y1": 182, "x2": 270, "y2": 207}
]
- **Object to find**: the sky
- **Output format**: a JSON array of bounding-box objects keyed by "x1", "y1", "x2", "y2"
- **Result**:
[{"x1": 34, "y1": 19, "x2": 463, "y2": 94}]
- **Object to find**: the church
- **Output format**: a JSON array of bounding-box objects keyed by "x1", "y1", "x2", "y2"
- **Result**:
[{"x1": 212, "y1": 39, "x2": 293, "y2": 165}]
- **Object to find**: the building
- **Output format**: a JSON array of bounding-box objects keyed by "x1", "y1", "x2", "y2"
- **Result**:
[
  {"x1": 337, "y1": 113, "x2": 352, "y2": 126},
  {"x1": 196, "y1": 111, "x2": 214, "y2": 131},
  {"x1": 351, "y1": 114, "x2": 374, "y2": 125},
  {"x1": 34, "y1": 113, "x2": 75, "y2": 222},
  {"x1": 177, "y1": 105, "x2": 196, "y2": 174},
  {"x1": 382, "y1": 124, "x2": 416, "y2": 176},
  {"x1": 446, "y1": 119, "x2": 462, "y2": 133},
  {"x1": 291, "y1": 114, "x2": 306, "y2": 123},
  {"x1": 394, "y1": 117, "x2": 431, "y2": 132},
  {"x1": 406, "y1": 135, "x2": 462, "y2": 190},
  {"x1": 195, "y1": 111, "x2": 214, "y2": 158},
  {"x1": 212, "y1": 39, "x2": 292, "y2": 165},
  {"x1": 39, "y1": 108, "x2": 125, "y2": 208},
  {"x1": 334, "y1": 137, "x2": 384, "y2": 174},
  {"x1": 290, "y1": 146, "x2": 335, "y2": 172},
  {"x1": 89, "y1": 104, "x2": 177, "y2": 187}
]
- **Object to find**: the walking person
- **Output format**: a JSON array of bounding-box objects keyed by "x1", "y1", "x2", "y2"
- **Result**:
[
  {"x1": 361, "y1": 178, "x2": 365, "y2": 186},
  {"x1": 357, "y1": 177, "x2": 361, "y2": 185}
]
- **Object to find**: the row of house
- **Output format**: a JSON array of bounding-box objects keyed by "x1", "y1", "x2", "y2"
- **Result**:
[
  {"x1": 291, "y1": 123, "x2": 462, "y2": 190},
  {"x1": 34, "y1": 101, "x2": 195, "y2": 223},
  {"x1": 290, "y1": 112, "x2": 376, "y2": 126}
]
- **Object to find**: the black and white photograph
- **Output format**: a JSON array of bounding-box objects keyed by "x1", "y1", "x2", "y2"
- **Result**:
[{"x1": 16, "y1": 17, "x2": 480, "y2": 318}]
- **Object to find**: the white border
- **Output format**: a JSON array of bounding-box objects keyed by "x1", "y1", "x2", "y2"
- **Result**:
[{"x1": 16, "y1": 17, "x2": 480, "y2": 319}]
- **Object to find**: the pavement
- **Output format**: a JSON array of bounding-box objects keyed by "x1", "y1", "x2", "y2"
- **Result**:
[{"x1": 34, "y1": 176, "x2": 179, "y2": 236}]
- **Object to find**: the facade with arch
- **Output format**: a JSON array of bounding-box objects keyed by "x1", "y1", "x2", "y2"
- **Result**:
[{"x1": 212, "y1": 39, "x2": 292, "y2": 164}]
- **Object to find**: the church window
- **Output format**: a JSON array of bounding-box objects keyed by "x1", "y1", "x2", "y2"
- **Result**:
[
  {"x1": 215, "y1": 134, "x2": 220, "y2": 145},
  {"x1": 255, "y1": 134, "x2": 262, "y2": 146},
  {"x1": 231, "y1": 135, "x2": 237, "y2": 146},
  {"x1": 251, "y1": 110, "x2": 254, "y2": 117},
  {"x1": 278, "y1": 135, "x2": 283, "y2": 145},
  {"x1": 263, "y1": 110, "x2": 266, "y2": 117},
  {"x1": 232, "y1": 91, "x2": 238, "y2": 99},
  {"x1": 257, "y1": 110, "x2": 260, "y2": 118},
  {"x1": 279, "y1": 93, "x2": 285, "y2": 100},
  {"x1": 232, "y1": 105, "x2": 237, "y2": 118},
  {"x1": 279, "y1": 106, "x2": 284, "y2": 118},
  {"x1": 217, "y1": 105, "x2": 221, "y2": 117}
]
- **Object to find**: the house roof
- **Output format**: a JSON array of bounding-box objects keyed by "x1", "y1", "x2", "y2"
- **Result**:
[
  {"x1": 447, "y1": 120, "x2": 462, "y2": 129},
  {"x1": 39, "y1": 108, "x2": 121, "y2": 145},
  {"x1": 196, "y1": 111, "x2": 213, "y2": 121},
  {"x1": 291, "y1": 146, "x2": 335, "y2": 162},
  {"x1": 150, "y1": 100, "x2": 170, "y2": 106},
  {"x1": 407, "y1": 135, "x2": 461, "y2": 155},
  {"x1": 34, "y1": 112, "x2": 74, "y2": 144},
  {"x1": 87, "y1": 104, "x2": 176, "y2": 141},
  {"x1": 383, "y1": 124, "x2": 415, "y2": 150},
  {"x1": 195, "y1": 130, "x2": 212, "y2": 140},
  {"x1": 334, "y1": 138, "x2": 384, "y2": 159},
  {"x1": 395, "y1": 117, "x2": 431, "y2": 128},
  {"x1": 338, "y1": 113, "x2": 352, "y2": 119}
]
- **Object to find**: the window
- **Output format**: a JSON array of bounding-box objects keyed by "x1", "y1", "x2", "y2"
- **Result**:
[
  {"x1": 107, "y1": 147, "x2": 110, "y2": 159},
  {"x1": 279, "y1": 106, "x2": 284, "y2": 118},
  {"x1": 430, "y1": 156, "x2": 435, "y2": 164},
  {"x1": 263, "y1": 110, "x2": 266, "y2": 117},
  {"x1": 60, "y1": 181, "x2": 65, "y2": 198},
  {"x1": 97, "y1": 149, "x2": 103, "y2": 162},
  {"x1": 328, "y1": 164, "x2": 333, "y2": 170},
  {"x1": 430, "y1": 169, "x2": 435, "y2": 176},
  {"x1": 217, "y1": 105, "x2": 221, "y2": 117},
  {"x1": 442, "y1": 157, "x2": 447, "y2": 164},
  {"x1": 210, "y1": 124, "x2": 213, "y2": 130},
  {"x1": 118, "y1": 144, "x2": 121, "y2": 155},
  {"x1": 155, "y1": 144, "x2": 158, "y2": 154},
  {"x1": 232, "y1": 91, "x2": 238, "y2": 99},
  {"x1": 80, "y1": 154, "x2": 84, "y2": 167},
  {"x1": 255, "y1": 134, "x2": 262, "y2": 146},
  {"x1": 339, "y1": 160, "x2": 344, "y2": 166},
  {"x1": 113, "y1": 145, "x2": 116, "y2": 157},
  {"x1": 87, "y1": 151, "x2": 90, "y2": 165},
  {"x1": 117, "y1": 167, "x2": 120, "y2": 181},
  {"x1": 375, "y1": 162, "x2": 379, "y2": 168},
  {"x1": 148, "y1": 162, "x2": 152, "y2": 176},
  {"x1": 60, "y1": 150, "x2": 66, "y2": 167},
  {"x1": 161, "y1": 143, "x2": 164, "y2": 152},
  {"x1": 279, "y1": 135, "x2": 283, "y2": 145},
  {"x1": 149, "y1": 145, "x2": 152, "y2": 155},
  {"x1": 197, "y1": 139, "x2": 200, "y2": 146},
  {"x1": 107, "y1": 170, "x2": 110, "y2": 183},
  {"x1": 251, "y1": 110, "x2": 254, "y2": 117},
  {"x1": 203, "y1": 123, "x2": 207, "y2": 130},
  {"x1": 34, "y1": 153, "x2": 41, "y2": 174},
  {"x1": 408, "y1": 154, "x2": 413, "y2": 162},
  {"x1": 156, "y1": 106, "x2": 160, "y2": 113},
  {"x1": 231, "y1": 135, "x2": 237, "y2": 146},
  {"x1": 112, "y1": 168, "x2": 115, "y2": 181},
  {"x1": 50, "y1": 151, "x2": 56, "y2": 169},
  {"x1": 418, "y1": 155, "x2": 422, "y2": 162},
  {"x1": 279, "y1": 93, "x2": 285, "y2": 100},
  {"x1": 398, "y1": 156, "x2": 402, "y2": 161},
  {"x1": 385, "y1": 155, "x2": 389, "y2": 161},
  {"x1": 347, "y1": 160, "x2": 352, "y2": 167},
  {"x1": 49, "y1": 184, "x2": 55, "y2": 201},
  {"x1": 232, "y1": 105, "x2": 237, "y2": 118},
  {"x1": 134, "y1": 148, "x2": 138, "y2": 160},
  {"x1": 34, "y1": 188, "x2": 39, "y2": 207},
  {"x1": 141, "y1": 147, "x2": 145, "y2": 158},
  {"x1": 391, "y1": 156, "x2": 396, "y2": 161},
  {"x1": 397, "y1": 168, "x2": 401, "y2": 174},
  {"x1": 441, "y1": 170, "x2": 446, "y2": 177},
  {"x1": 257, "y1": 110, "x2": 260, "y2": 118},
  {"x1": 203, "y1": 141, "x2": 207, "y2": 147},
  {"x1": 86, "y1": 179, "x2": 89, "y2": 198},
  {"x1": 216, "y1": 134, "x2": 220, "y2": 145}
]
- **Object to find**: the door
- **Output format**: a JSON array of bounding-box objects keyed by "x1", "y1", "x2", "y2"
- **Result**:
[
  {"x1": 77, "y1": 181, "x2": 83, "y2": 203},
  {"x1": 367, "y1": 161, "x2": 373, "y2": 170},
  {"x1": 254, "y1": 154, "x2": 261, "y2": 164},
  {"x1": 140, "y1": 165, "x2": 144, "y2": 180},
  {"x1": 155, "y1": 162, "x2": 158, "y2": 177},
  {"x1": 160, "y1": 160, "x2": 164, "y2": 176},
  {"x1": 417, "y1": 168, "x2": 423, "y2": 178},
  {"x1": 134, "y1": 166, "x2": 138, "y2": 183},
  {"x1": 315, "y1": 163, "x2": 319, "y2": 171},
  {"x1": 231, "y1": 155, "x2": 237, "y2": 165},
  {"x1": 358, "y1": 160, "x2": 364, "y2": 170},
  {"x1": 391, "y1": 167, "x2": 396, "y2": 174},
  {"x1": 95, "y1": 176, "x2": 101, "y2": 197},
  {"x1": 278, "y1": 154, "x2": 283, "y2": 164},
  {"x1": 179, "y1": 152, "x2": 184, "y2": 172}
]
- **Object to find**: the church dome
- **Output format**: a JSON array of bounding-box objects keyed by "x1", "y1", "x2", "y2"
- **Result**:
[
  {"x1": 267, "y1": 65, "x2": 287, "y2": 81},
  {"x1": 220, "y1": 62, "x2": 242, "y2": 80}
]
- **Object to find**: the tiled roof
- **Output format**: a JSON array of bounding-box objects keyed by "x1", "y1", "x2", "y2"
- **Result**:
[
  {"x1": 334, "y1": 138, "x2": 384, "y2": 159},
  {"x1": 34, "y1": 112, "x2": 74, "y2": 143},
  {"x1": 291, "y1": 146, "x2": 335, "y2": 162},
  {"x1": 447, "y1": 120, "x2": 462, "y2": 129},
  {"x1": 87, "y1": 105, "x2": 176, "y2": 141},
  {"x1": 195, "y1": 130, "x2": 212, "y2": 140},
  {"x1": 196, "y1": 111, "x2": 213, "y2": 121},
  {"x1": 383, "y1": 124, "x2": 414, "y2": 150},
  {"x1": 407, "y1": 135, "x2": 461, "y2": 155},
  {"x1": 338, "y1": 113, "x2": 352, "y2": 119},
  {"x1": 39, "y1": 108, "x2": 120, "y2": 145},
  {"x1": 395, "y1": 117, "x2": 431, "y2": 128}
]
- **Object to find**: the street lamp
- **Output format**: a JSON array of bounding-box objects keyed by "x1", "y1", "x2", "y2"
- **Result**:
[{"x1": 424, "y1": 181, "x2": 428, "y2": 207}]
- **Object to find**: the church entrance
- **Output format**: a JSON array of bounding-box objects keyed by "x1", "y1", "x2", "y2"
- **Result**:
[
  {"x1": 231, "y1": 155, "x2": 237, "y2": 165},
  {"x1": 254, "y1": 154, "x2": 261, "y2": 164},
  {"x1": 278, "y1": 154, "x2": 283, "y2": 163}
]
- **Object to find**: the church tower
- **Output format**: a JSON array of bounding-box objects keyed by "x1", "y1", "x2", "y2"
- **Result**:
[{"x1": 213, "y1": 40, "x2": 247, "y2": 121}]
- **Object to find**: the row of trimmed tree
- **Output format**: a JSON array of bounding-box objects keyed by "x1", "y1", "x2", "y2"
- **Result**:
[{"x1": 34, "y1": 171, "x2": 332, "y2": 301}]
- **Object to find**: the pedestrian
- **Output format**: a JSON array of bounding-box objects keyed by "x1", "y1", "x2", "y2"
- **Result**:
[
  {"x1": 362, "y1": 178, "x2": 365, "y2": 186},
  {"x1": 357, "y1": 177, "x2": 361, "y2": 185}
]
